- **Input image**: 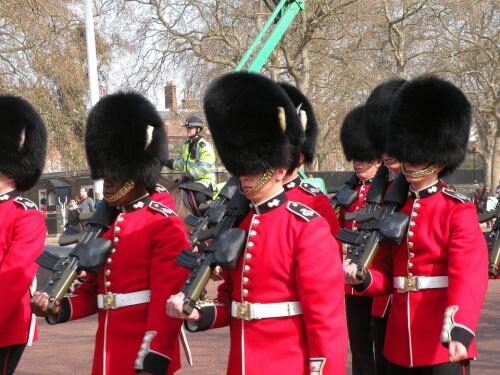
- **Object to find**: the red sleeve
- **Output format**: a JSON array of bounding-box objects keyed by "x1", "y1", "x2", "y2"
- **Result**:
[
  {"x1": 68, "y1": 273, "x2": 99, "y2": 319},
  {"x1": 441, "y1": 204, "x2": 488, "y2": 347},
  {"x1": 312, "y1": 195, "x2": 342, "y2": 258},
  {"x1": 0, "y1": 209, "x2": 45, "y2": 326},
  {"x1": 145, "y1": 216, "x2": 191, "y2": 358},
  {"x1": 361, "y1": 244, "x2": 394, "y2": 296},
  {"x1": 295, "y1": 217, "x2": 348, "y2": 375}
]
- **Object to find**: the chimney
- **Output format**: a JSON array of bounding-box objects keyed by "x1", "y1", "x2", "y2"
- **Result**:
[{"x1": 164, "y1": 81, "x2": 177, "y2": 112}]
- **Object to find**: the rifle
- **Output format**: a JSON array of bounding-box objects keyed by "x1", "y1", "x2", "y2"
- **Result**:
[
  {"x1": 36, "y1": 202, "x2": 118, "y2": 314},
  {"x1": 479, "y1": 204, "x2": 500, "y2": 278},
  {"x1": 177, "y1": 177, "x2": 250, "y2": 314},
  {"x1": 336, "y1": 173, "x2": 410, "y2": 280},
  {"x1": 329, "y1": 173, "x2": 359, "y2": 216}
]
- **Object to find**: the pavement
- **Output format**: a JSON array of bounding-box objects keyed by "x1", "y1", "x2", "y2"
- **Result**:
[{"x1": 15, "y1": 278, "x2": 500, "y2": 374}]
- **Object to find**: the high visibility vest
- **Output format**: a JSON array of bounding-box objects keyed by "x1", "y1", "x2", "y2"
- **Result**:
[{"x1": 172, "y1": 136, "x2": 217, "y2": 189}]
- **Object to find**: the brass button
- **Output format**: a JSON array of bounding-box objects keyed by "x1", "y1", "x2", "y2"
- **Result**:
[
  {"x1": 414, "y1": 203, "x2": 421, "y2": 209},
  {"x1": 106, "y1": 258, "x2": 112, "y2": 264},
  {"x1": 408, "y1": 231, "x2": 414, "y2": 237},
  {"x1": 113, "y1": 237, "x2": 119, "y2": 243},
  {"x1": 242, "y1": 289, "x2": 249, "y2": 297},
  {"x1": 247, "y1": 242, "x2": 254, "y2": 248},
  {"x1": 409, "y1": 252, "x2": 415, "y2": 258},
  {"x1": 105, "y1": 269, "x2": 111, "y2": 276},
  {"x1": 249, "y1": 230, "x2": 257, "y2": 237},
  {"x1": 245, "y1": 253, "x2": 252, "y2": 260},
  {"x1": 411, "y1": 212, "x2": 418, "y2": 217},
  {"x1": 105, "y1": 281, "x2": 111, "y2": 287},
  {"x1": 408, "y1": 242, "x2": 414, "y2": 248},
  {"x1": 410, "y1": 221, "x2": 416, "y2": 227},
  {"x1": 243, "y1": 265, "x2": 251, "y2": 273},
  {"x1": 242, "y1": 277, "x2": 249, "y2": 284}
]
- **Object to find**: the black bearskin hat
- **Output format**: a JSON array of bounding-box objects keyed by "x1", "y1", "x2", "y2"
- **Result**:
[
  {"x1": 85, "y1": 92, "x2": 167, "y2": 190},
  {"x1": 278, "y1": 82, "x2": 319, "y2": 166},
  {"x1": 340, "y1": 105, "x2": 378, "y2": 162},
  {"x1": 203, "y1": 72, "x2": 304, "y2": 176},
  {"x1": 364, "y1": 79, "x2": 406, "y2": 157},
  {"x1": 387, "y1": 76, "x2": 471, "y2": 175},
  {"x1": 0, "y1": 95, "x2": 47, "y2": 191}
]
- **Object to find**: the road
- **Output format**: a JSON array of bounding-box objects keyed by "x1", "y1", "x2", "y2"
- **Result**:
[{"x1": 16, "y1": 279, "x2": 500, "y2": 374}]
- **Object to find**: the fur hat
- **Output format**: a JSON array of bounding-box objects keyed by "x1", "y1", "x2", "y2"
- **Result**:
[
  {"x1": 387, "y1": 76, "x2": 471, "y2": 174},
  {"x1": 203, "y1": 72, "x2": 304, "y2": 176},
  {"x1": 85, "y1": 92, "x2": 167, "y2": 190},
  {"x1": 0, "y1": 95, "x2": 47, "y2": 191},
  {"x1": 364, "y1": 79, "x2": 406, "y2": 157},
  {"x1": 278, "y1": 82, "x2": 319, "y2": 166},
  {"x1": 340, "y1": 105, "x2": 378, "y2": 162}
]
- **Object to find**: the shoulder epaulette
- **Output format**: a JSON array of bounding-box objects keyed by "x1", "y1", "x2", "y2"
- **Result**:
[
  {"x1": 442, "y1": 188, "x2": 470, "y2": 203},
  {"x1": 286, "y1": 201, "x2": 320, "y2": 222},
  {"x1": 148, "y1": 201, "x2": 177, "y2": 217},
  {"x1": 14, "y1": 197, "x2": 38, "y2": 210},
  {"x1": 299, "y1": 182, "x2": 322, "y2": 196},
  {"x1": 154, "y1": 184, "x2": 168, "y2": 193}
]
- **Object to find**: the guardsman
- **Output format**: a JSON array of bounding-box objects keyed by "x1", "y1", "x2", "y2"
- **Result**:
[
  {"x1": 0, "y1": 96, "x2": 47, "y2": 375},
  {"x1": 278, "y1": 83, "x2": 341, "y2": 250},
  {"x1": 363, "y1": 78, "x2": 406, "y2": 375},
  {"x1": 31, "y1": 92, "x2": 190, "y2": 375},
  {"x1": 339, "y1": 104, "x2": 381, "y2": 375},
  {"x1": 345, "y1": 76, "x2": 488, "y2": 374},
  {"x1": 165, "y1": 115, "x2": 217, "y2": 206},
  {"x1": 167, "y1": 72, "x2": 348, "y2": 375}
]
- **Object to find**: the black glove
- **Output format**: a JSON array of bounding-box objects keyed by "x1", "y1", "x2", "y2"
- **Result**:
[
  {"x1": 180, "y1": 173, "x2": 192, "y2": 183},
  {"x1": 165, "y1": 159, "x2": 175, "y2": 169}
]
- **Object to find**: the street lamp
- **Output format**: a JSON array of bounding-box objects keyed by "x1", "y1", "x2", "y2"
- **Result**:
[{"x1": 471, "y1": 146, "x2": 478, "y2": 184}]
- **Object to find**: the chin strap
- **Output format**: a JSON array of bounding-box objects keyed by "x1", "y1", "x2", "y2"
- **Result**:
[
  {"x1": 402, "y1": 163, "x2": 439, "y2": 178},
  {"x1": 244, "y1": 169, "x2": 275, "y2": 199},
  {"x1": 105, "y1": 180, "x2": 136, "y2": 203}
]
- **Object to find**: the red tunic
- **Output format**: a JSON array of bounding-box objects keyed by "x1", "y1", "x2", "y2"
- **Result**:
[
  {"x1": 60, "y1": 198, "x2": 190, "y2": 375},
  {"x1": 359, "y1": 183, "x2": 488, "y2": 367},
  {"x1": 0, "y1": 191, "x2": 45, "y2": 347},
  {"x1": 191, "y1": 191, "x2": 347, "y2": 375},
  {"x1": 284, "y1": 176, "x2": 341, "y2": 257}
]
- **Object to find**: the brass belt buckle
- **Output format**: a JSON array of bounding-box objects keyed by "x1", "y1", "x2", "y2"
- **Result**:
[
  {"x1": 103, "y1": 293, "x2": 116, "y2": 309},
  {"x1": 404, "y1": 276, "x2": 418, "y2": 291},
  {"x1": 236, "y1": 302, "x2": 251, "y2": 320}
]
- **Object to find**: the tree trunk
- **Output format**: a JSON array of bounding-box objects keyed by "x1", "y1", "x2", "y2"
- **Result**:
[{"x1": 491, "y1": 125, "x2": 500, "y2": 189}]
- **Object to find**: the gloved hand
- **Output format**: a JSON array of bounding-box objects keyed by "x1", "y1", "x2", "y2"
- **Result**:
[
  {"x1": 180, "y1": 173, "x2": 192, "y2": 183},
  {"x1": 165, "y1": 159, "x2": 175, "y2": 169}
]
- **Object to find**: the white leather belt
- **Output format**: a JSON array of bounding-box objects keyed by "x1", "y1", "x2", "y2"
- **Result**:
[
  {"x1": 393, "y1": 276, "x2": 448, "y2": 292},
  {"x1": 231, "y1": 300, "x2": 302, "y2": 320},
  {"x1": 97, "y1": 290, "x2": 151, "y2": 310}
]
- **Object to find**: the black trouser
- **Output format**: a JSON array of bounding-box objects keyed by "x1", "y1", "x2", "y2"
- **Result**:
[
  {"x1": 373, "y1": 310, "x2": 390, "y2": 375},
  {"x1": 346, "y1": 295, "x2": 375, "y2": 375},
  {"x1": 0, "y1": 344, "x2": 26, "y2": 375},
  {"x1": 388, "y1": 360, "x2": 470, "y2": 375}
]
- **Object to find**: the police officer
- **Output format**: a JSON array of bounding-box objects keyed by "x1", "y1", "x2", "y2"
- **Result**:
[
  {"x1": 0, "y1": 95, "x2": 47, "y2": 375},
  {"x1": 363, "y1": 78, "x2": 406, "y2": 375},
  {"x1": 345, "y1": 76, "x2": 488, "y2": 374},
  {"x1": 278, "y1": 83, "x2": 341, "y2": 249},
  {"x1": 339, "y1": 104, "x2": 381, "y2": 375},
  {"x1": 31, "y1": 92, "x2": 190, "y2": 375},
  {"x1": 167, "y1": 72, "x2": 348, "y2": 374},
  {"x1": 165, "y1": 115, "x2": 217, "y2": 206}
]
